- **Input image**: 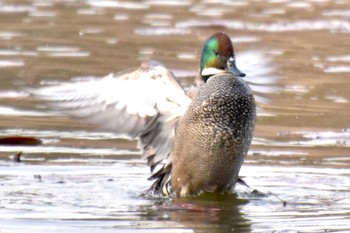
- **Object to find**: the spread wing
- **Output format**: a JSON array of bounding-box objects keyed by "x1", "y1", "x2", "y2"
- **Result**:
[
  {"x1": 236, "y1": 51, "x2": 280, "y2": 104},
  {"x1": 30, "y1": 61, "x2": 191, "y2": 171}
]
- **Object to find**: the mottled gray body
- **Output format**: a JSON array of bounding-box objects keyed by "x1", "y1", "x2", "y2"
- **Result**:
[{"x1": 171, "y1": 72, "x2": 256, "y2": 197}]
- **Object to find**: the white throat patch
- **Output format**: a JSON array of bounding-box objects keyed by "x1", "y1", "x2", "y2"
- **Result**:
[{"x1": 201, "y1": 67, "x2": 225, "y2": 76}]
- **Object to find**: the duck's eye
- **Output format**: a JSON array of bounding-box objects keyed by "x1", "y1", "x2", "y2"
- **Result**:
[{"x1": 214, "y1": 50, "x2": 219, "y2": 56}]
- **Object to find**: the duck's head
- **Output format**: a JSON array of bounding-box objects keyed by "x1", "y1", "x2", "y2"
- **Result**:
[{"x1": 200, "y1": 32, "x2": 245, "y2": 82}]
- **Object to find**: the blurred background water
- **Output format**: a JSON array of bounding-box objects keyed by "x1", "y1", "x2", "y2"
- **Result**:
[{"x1": 0, "y1": 0, "x2": 349, "y2": 232}]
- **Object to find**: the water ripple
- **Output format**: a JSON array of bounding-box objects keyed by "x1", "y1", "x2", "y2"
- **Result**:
[
  {"x1": 37, "y1": 45, "x2": 90, "y2": 57},
  {"x1": 0, "y1": 31, "x2": 24, "y2": 39},
  {"x1": 0, "y1": 106, "x2": 47, "y2": 116},
  {"x1": 327, "y1": 55, "x2": 350, "y2": 62},
  {"x1": 113, "y1": 13, "x2": 129, "y2": 21},
  {"x1": 87, "y1": 0, "x2": 148, "y2": 9},
  {"x1": 0, "y1": 59, "x2": 24, "y2": 67},
  {"x1": 29, "y1": 11, "x2": 56, "y2": 17},
  {"x1": 0, "y1": 145, "x2": 139, "y2": 157},
  {"x1": 323, "y1": 9, "x2": 350, "y2": 17},
  {"x1": 176, "y1": 19, "x2": 350, "y2": 32},
  {"x1": 145, "y1": 0, "x2": 192, "y2": 6},
  {"x1": 0, "y1": 4, "x2": 35, "y2": 13},
  {"x1": 134, "y1": 27, "x2": 191, "y2": 36},
  {"x1": 324, "y1": 66, "x2": 350, "y2": 73}
]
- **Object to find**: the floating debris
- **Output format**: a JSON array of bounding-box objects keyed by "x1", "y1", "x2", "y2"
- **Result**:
[
  {"x1": 0, "y1": 136, "x2": 42, "y2": 145},
  {"x1": 11, "y1": 151, "x2": 22, "y2": 162}
]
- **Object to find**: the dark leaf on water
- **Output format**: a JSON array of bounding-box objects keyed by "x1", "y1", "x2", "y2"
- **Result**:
[{"x1": 0, "y1": 136, "x2": 42, "y2": 145}]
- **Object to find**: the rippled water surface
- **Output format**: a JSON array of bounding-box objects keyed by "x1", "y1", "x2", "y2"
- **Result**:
[{"x1": 0, "y1": 0, "x2": 350, "y2": 232}]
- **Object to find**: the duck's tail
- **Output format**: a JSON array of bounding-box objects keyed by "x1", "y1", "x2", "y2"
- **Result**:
[{"x1": 147, "y1": 163, "x2": 172, "y2": 196}]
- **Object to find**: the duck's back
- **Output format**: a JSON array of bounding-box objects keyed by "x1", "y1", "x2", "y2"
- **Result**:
[{"x1": 171, "y1": 72, "x2": 256, "y2": 197}]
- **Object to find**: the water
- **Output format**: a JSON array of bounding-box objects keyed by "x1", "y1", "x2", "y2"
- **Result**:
[{"x1": 0, "y1": 0, "x2": 350, "y2": 232}]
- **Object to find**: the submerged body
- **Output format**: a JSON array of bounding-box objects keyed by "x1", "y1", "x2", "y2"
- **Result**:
[{"x1": 32, "y1": 32, "x2": 256, "y2": 197}]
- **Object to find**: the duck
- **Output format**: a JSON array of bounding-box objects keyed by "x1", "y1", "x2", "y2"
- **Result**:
[{"x1": 32, "y1": 32, "x2": 256, "y2": 197}]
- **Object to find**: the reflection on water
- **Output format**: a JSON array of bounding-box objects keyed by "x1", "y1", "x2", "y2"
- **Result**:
[{"x1": 0, "y1": 0, "x2": 350, "y2": 232}]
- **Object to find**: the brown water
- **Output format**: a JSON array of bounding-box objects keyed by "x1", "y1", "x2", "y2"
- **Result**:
[{"x1": 0, "y1": 0, "x2": 350, "y2": 232}]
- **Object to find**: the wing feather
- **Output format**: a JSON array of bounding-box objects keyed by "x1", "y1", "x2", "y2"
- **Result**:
[{"x1": 31, "y1": 61, "x2": 191, "y2": 170}]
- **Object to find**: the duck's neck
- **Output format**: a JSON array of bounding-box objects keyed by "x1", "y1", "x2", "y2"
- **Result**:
[{"x1": 193, "y1": 69, "x2": 206, "y2": 87}]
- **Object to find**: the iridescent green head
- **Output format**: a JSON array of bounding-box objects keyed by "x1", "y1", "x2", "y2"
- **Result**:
[{"x1": 200, "y1": 32, "x2": 245, "y2": 82}]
